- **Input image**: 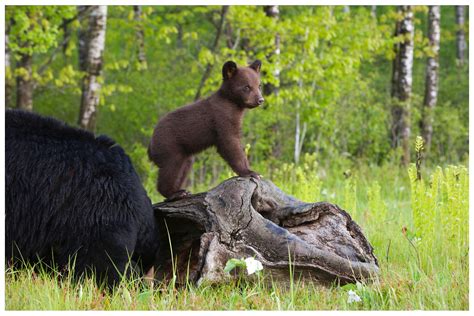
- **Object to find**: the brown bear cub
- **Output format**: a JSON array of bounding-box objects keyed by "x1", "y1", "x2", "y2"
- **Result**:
[{"x1": 148, "y1": 60, "x2": 264, "y2": 201}]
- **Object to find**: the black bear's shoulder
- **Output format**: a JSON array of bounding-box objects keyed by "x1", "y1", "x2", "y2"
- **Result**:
[{"x1": 6, "y1": 109, "x2": 117, "y2": 150}]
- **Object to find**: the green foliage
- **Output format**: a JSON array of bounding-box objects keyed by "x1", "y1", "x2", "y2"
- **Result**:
[
  {"x1": 272, "y1": 153, "x2": 321, "y2": 201},
  {"x1": 6, "y1": 6, "x2": 76, "y2": 56},
  {"x1": 408, "y1": 163, "x2": 468, "y2": 255},
  {"x1": 223, "y1": 258, "x2": 247, "y2": 274},
  {"x1": 342, "y1": 176, "x2": 358, "y2": 213},
  {"x1": 6, "y1": 6, "x2": 79, "y2": 96},
  {"x1": 367, "y1": 181, "x2": 388, "y2": 223}
]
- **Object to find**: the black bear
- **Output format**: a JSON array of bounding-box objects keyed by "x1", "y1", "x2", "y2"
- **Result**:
[
  {"x1": 148, "y1": 60, "x2": 264, "y2": 201},
  {"x1": 5, "y1": 109, "x2": 160, "y2": 287}
]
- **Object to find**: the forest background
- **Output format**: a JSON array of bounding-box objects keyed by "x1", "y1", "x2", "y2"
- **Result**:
[{"x1": 4, "y1": 5, "x2": 470, "y2": 310}]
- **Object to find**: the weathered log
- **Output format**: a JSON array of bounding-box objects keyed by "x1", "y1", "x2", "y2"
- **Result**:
[{"x1": 152, "y1": 177, "x2": 379, "y2": 286}]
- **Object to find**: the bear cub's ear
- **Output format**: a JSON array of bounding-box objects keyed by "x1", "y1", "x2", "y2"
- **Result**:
[
  {"x1": 249, "y1": 60, "x2": 262, "y2": 73},
  {"x1": 222, "y1": 61, "x2": 238, "y2": 80}
]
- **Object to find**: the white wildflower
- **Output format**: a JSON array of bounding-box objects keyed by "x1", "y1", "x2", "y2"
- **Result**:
[
  {"x1": 347, "y1": 290, "x2": 362, "y2": 304},
  {"x1": 244, "y1": 257, "x2": 263, "y2": 275}
]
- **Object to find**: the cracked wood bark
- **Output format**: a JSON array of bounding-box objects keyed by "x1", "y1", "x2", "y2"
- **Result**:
[
  {"x1": 152, "y1": 177, "x2": 379, "y2": 286},
  {"x1": 391, "y1": 5, "x2": 414, "y2": 166},
  {"x1": 421, "y1": 6, "x2": 440, "y2": 152},
  {"x1": 78, "y1": 5, "x2": 107, "y2": 132}
]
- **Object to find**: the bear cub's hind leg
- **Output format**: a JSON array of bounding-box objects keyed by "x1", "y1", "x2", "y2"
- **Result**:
[{"x1": 157, "y1": 155, "x2": 193, "y2": 202}]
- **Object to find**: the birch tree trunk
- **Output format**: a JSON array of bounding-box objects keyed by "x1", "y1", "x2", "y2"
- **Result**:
[
  {"x1": 294, "y1": 80, "x2": 307, "y2": 164},
  {"x1": 16, "y1": 52, "x2": 33, "y2": 111},
  {"x1": 133, "y1": 5, "x2": 147, "y2": 68},
  {"x1": 455, "y1": 6, "x2": 466, "y2": 65},
  {"x1": 78, "y1": 5, "x2": 107, "y2": 131},
  {"x1": 391, "y1": 5, "x2": 414, "y2": 166},
  {"x1": 294, "y1": 107, "x2": 307, "y2": 165},
  {"x1": 371, "y1": 6, "x2": 377, "y2": 19},
  {"x1": 421, "y1": 6, "x2": 441, "y2": 152}
]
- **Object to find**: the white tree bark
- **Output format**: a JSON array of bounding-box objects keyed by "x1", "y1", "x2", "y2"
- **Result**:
[
  {"x1": 79, "y1": 5, "x2": 107, "y2": 131},
  {"x1": 371, "y1": 6, "x2": 377, "y2": 19},
  {"x1": 295, "y1": 105, "x2": 301, "y2": 164},
  {"x1": 398, "y1": 6, "x2": 414, "y2": 102},
  {"x1": 455, "y1": 6, "x2": 466, "y2": 65},
  {"x1": 294, "y1": 81, "x2": 307, "y2": 164},
  {"x1": 391, "y1": 6, "x2": 414, "y2": 166},
  {"x1": 421, "y1": 6, "x2": 441, "y2": 151}
]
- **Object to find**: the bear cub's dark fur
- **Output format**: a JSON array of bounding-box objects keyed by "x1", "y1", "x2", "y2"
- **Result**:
[{"x1": 148, "y1": 60, "x2": 264, "y2": 201}]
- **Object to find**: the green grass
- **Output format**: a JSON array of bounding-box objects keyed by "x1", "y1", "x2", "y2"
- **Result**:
[{"x1": 5, "y1": 160, "x2": 469, "y2": 310}]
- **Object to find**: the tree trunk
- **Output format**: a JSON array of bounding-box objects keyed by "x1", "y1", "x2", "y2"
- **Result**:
[
  {"x1": 263, "y1": 5, "x2": 280, "y2": 97},
  {"x1": 371, "y1": 6, "x2": 377, "y2": 19},
  {"x1": 16, "y1": 52, "x2": 33, "y2": 111},
  {"x1": 133, "y1": 5, "x2": 147, "y2": 68},
  {"x1": 153, "y1": 177, "x2": 379, "y2": 286},
  {"x1": 61, "y1": 19, "x2": 72, "y2": 56},
  {"x1": 263, "y1": 6, "x2": 282, "y2": 161},
  {"x1": 194, "y1": 6, "x2": 229, "y2": 101},
  {"x1": 5, "y1": 23, "x2": 12, "y2": 108},
  {"x1": 78, "y1": 6, "x2": 107, "y2": 132},
  {"x1": 391, "y1": 6, "x2": 414, "y2": 166},
  {"x1": 294, "y1": 80, "x2": 307, "y2": 164},
  {"x1": 77, "y1": 6, "x2": 89, "y2": 72},
  {"x1": 455, "y1": 6, "x2": 466, "y2": 65},
  {"x1": 420, "y1": 6, "x2": 441, "y2": 152}
]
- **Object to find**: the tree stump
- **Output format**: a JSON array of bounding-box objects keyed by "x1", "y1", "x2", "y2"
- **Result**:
[{"x1": 152, "y1": 177, "x2": 379, "y2": 286}]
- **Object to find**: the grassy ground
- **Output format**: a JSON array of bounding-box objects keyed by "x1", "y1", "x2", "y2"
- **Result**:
[{"x1": 5, "y1": 160, "x2": 469, "y2": 310}]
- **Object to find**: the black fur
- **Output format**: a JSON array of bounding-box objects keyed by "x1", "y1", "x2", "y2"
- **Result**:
[{"x1": 5, "y1": 109, "x2": 160, "y2": 287}]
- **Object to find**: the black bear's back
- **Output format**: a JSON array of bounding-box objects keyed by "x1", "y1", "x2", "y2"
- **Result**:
[{"x1": 5, "y1": 109, "x2": 159, "y2": 286}]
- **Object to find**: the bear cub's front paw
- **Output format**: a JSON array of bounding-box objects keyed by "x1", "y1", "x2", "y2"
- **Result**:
[
  {"x1": 240, "y1": 170, "x2": 261, "y2": 180},
  {"x1": 165, "y1": 190, "x2": 192, "y2": 202}
]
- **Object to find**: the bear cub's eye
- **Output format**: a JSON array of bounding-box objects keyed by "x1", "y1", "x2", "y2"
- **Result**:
[{"x1": 244, "y1": 85, "x2": 251, "y2": 91}]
